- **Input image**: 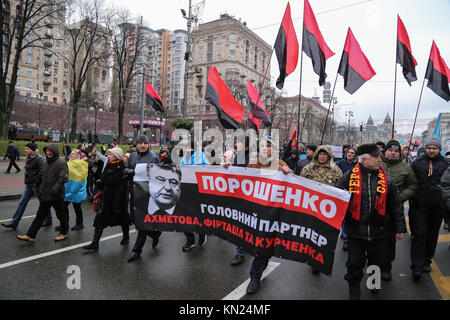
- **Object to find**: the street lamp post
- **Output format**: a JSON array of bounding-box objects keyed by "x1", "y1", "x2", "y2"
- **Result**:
[
  {"x1": 140, "y1": 67, "x2": 146, "y2": 136},
  {"x1": 94, "y1": 99, "x2": 99, "y2": 135},
  {"x1": 345, "y1": 110, "x2": 354, "y2": 144},
  {"x1": 38, "y1": 92, "x2": 43, "y2": 136},
  {"x1": 182, "y1": 0, "x2": 194, "y2": 120}
]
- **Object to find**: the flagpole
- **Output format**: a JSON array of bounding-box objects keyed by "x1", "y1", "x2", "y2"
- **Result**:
[
  {"x1": 246, "y1": 48, "x2": 274, "y2": 131},
  {"x1": 409, "y1": 78, "x2": 426, "y2": 147},
  {"x1": 392, "y1": 59, "x2": 398, "y2": 140},
  {"x1": 296, "y1": 28, "x2": 305, "y2": 147},
  {"x1": 320, "y1": 72, "x2": 338, "y2": 144}
]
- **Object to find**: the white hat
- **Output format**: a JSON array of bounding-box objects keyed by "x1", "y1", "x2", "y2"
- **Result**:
[{"x1": 109, "y1": 147, "x2": 125, "y2": 161}]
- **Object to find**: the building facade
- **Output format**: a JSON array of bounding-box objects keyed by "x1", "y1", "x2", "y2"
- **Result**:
[
  {"x1": 187, "y1": 13, "x2": 272, "y2": 129},
  {"x1": 2, "y1": 0, "x2": 69, "y2": 105},
  {"x1": 274, "y1": 95, "x2": 334, "y2": 146}
]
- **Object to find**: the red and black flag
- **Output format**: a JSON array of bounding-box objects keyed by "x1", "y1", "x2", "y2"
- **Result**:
[
  {"x1": 338, "y1": 28, "x2": 376, "y2": 94},
  {"x1": 205, "y1": 66, "x2": 244, "y2": 129},
  {"x1": 302, "y1": 0, "x2": 335, "y2": 86},
  {"x1": 396, "y1": 15, "x2": 417, "y2": 86},
  {"x1": 247, "y1": 80, "x2": 272, "y2": 127},
  {"x1": 248, "y1": 116, "x2": 262, "y2": 132},
  {"x1": 425, "y1": 41, "x2": 450, "y2": 102},
  {"x1": 274, "y1": 2, "x2": 299, "y2": 90},
  {"x1": 145, "y1": 81, "x2": 164, "y2": 113},
  {"x1": 290, "y1": 129, "x2": 297, "y2": 149}
]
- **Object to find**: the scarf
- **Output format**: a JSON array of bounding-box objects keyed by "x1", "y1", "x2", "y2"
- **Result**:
[{"x1": 348, "y1": 163, "x2": 387, "y2": 221}]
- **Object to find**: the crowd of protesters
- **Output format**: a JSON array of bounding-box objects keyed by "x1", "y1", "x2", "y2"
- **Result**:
[{"x1": 2, "y1": 133, "x2": 449, "y2": 300}]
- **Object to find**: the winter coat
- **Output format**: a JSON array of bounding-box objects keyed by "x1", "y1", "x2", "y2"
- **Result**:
[
  {"x1": 285, "y1": 156, "x2": 301, "y2": 174},
  {"x1": 94, "y1": 160, "x2": 130, "y2": 228},
  {"x1": 126, "y1": 149, "x2": 160, "y2": 176},
  {"x1": 39, "y1": 144, "x2": 69, "y2": 202},
  {"x1": 337, "y1": 163, "x2": 406, "y2": 240},
  {"x1": 381, "y1": 154, "x2": 418, "y2": 202},
  {"x1": 180, "y1": 151, "x2": 209, "y2": 165},
  {"x1": 296, "y1": 157, "x2": 312, "y2": 175},
  {"x1": 24, "y1": 152, "x2": 45, "y2": 187},
  {"x1": 300, "y1": 145, "x2": 342, "y2": 186},
  {"x1": 64, "y1": 159, "x2": 88, "y2": 204},
  {"x1": 335, "y1": 158, "x2": 358, "y2": 174},
  {"x1": 4, "y1": 145, "x2": 20, "y2": 161},
  {"x1": 247, "y1": 158, "x2": 288, "y2": 170},
  {"x1": 411, "y1": 153, "x2": 448, "y2": 210},
  {"x1": 439, "y1": 166, "x2": 450, "y2": 219}
]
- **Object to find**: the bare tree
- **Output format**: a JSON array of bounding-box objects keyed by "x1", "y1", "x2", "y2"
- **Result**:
[
  {"x1": 61, "y1": 0, "x2": 109, "y2": 142},
  {"x1": 106, "y1": 8, "x2": 146, "y2": 143},
  {"x1": 0, "y1": 0, "x2": 66, "y2": 139}
]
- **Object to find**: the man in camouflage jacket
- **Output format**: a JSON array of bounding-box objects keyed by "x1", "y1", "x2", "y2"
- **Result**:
[{"x1": 301, "y1": 145, "x2": 342, "y2": 187}]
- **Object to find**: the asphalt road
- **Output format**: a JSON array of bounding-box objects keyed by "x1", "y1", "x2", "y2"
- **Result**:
[{"x1": 0, "y1": 198, "x2": 448, "y2": 301}]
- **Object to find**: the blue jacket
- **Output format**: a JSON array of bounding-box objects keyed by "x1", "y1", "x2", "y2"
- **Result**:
[
  {"x1": 336, "y1": 158, "x2": 358, "y2": 174},
  {"x1": 180, "y1": 151, "x2": 208, "y2": 165},
  {"x1": 4, "y1": 145, "x2": 20, "y2": 161}
]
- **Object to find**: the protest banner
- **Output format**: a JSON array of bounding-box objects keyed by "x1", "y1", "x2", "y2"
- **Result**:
[{"x1": 134, "y1": 164, "x2": 350, "y2": 275}]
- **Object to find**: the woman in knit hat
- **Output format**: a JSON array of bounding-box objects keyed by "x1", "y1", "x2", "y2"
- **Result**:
[{"x1": 83, "y1": 146, "x2": 131, "y2": 251}]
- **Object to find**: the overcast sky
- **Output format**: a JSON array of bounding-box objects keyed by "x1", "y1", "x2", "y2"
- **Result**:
[{"x1": 106, "y1": 0, "x2": 449, "y2": 134}]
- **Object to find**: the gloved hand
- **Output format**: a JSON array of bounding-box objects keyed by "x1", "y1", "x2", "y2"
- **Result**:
[{"x1": 48, "y1": 189, "x2": 58, "y2": 196}]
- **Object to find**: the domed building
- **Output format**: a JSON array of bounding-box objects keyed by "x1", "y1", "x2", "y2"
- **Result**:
[{"x1": 360, "y1": 113, "x2": 395, "y2": 144}]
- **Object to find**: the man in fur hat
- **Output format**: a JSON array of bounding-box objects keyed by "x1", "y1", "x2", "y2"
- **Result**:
[{"x1": 337, "y1": 143, "x2": 406, "y2": 300}]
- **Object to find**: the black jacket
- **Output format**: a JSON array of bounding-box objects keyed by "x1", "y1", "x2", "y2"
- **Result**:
[
  {"x1": 411, "y1": 153, "x2": 448, "y2": 210},
  {"x1": 39, "y1": 144, "x2": 69, "y2": 201},
  {"x1": 126, "y1": 149, "x2": 160, "y2": 172},
  {"x1": 285, "y1": 156, "x2": 300, "y2": 174},
  {"x1": 296, "y1": 157, "x2": 312, "y2": 175},
  {"x1": 24, "y1": 153, "x2": 46, "y2": 187},
  {"x1": 337, "y1": 163, "x2": 406, "y2": 240},
  {"x1": 440, "y1": 166, "x2": 450, "y2": 219},
  {"x1": 94, "y1": 160, "x2": 130, "y2": 228}
]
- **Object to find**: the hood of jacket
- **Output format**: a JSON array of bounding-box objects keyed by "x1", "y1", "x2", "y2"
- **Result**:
[
  {"x1": 43, "y1": 144, "x2": 59, "y2": 161},
  {"x1": 312, "y1": 145, "x2": 336, "y2": 167}
]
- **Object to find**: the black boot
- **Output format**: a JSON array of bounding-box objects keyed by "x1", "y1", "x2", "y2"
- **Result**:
[
  {"x1": 120, "y1": 224, "x2": 129, "y2": 245},
  {"x1": 83, "y1": 228, "x2": 103, "y2": 251},
  {"x1": 348, "y1": 281, "x2": 361, "y2": 300}
]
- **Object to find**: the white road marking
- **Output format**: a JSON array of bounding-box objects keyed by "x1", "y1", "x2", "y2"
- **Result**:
[
  {"x1": 0, "y1": 229, "x2": 137, "y2": 270},
  {"x1": 222, "y1": 261, "x2": 281, "y2": 300},
  {"x1": 0, "y1": 215, "x2": 35, "y2": 223}
]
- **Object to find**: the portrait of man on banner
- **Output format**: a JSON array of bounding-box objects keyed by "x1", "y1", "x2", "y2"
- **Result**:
[{"x1": 146, "y1": 163, "x2": 182, "y2": 216}]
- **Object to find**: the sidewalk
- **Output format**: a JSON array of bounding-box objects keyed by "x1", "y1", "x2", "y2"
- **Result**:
[{"x1": 0, "y1": 160, "x2": 25, "y2": 201}]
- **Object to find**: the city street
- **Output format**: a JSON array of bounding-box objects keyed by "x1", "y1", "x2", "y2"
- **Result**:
[{"x1": 0, "y1": 198, "x2": 448, "y2": 300}]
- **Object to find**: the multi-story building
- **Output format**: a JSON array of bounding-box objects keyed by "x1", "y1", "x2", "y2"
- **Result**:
[
  {"x1": 116, "y1": 24, "x2": 187, "y2": 118},
  {"x1": 343, "y1": 114, "x2": 395, "y2": 145},
  {"x1": 274, "y1": 95, "x2": 334, "y2": 145},
  {"x1": 188, "y1": 13, "x2": 272, "y2": 129},
  {"x1": 2, "y1": 1, "x2": 110, "y2": 109},
  {"x1": 2, "y1": 0, "x2": 69, "y2": 105},
  {"x1": 66, "y1": 19, "x2": 111, "y2": 108}
]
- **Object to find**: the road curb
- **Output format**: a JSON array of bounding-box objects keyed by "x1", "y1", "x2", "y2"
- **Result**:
[{"x1": 0, "y1": 194, "x2": 22, "y2": 201}]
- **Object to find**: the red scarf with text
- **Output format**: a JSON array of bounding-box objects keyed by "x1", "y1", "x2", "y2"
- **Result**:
[{"x1": 348, "y1": 163, "x2": 387, "y2": 221}]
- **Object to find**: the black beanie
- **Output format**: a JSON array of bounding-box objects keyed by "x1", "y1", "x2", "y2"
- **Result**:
[
  {"x1": 385, "y1": 140, "x2": 401, "y2": 151},
  {"x1": 25, "y1": 142, "x2": 37, "y2": 151}
]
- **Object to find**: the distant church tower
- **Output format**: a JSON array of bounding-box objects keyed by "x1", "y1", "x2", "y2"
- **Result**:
[
  {"x1": 367, "y1": 115, "x2": 375, "y2": 127},
  {"x1": 383, "y1": 113, "x2": 392, "y2": 128}
]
